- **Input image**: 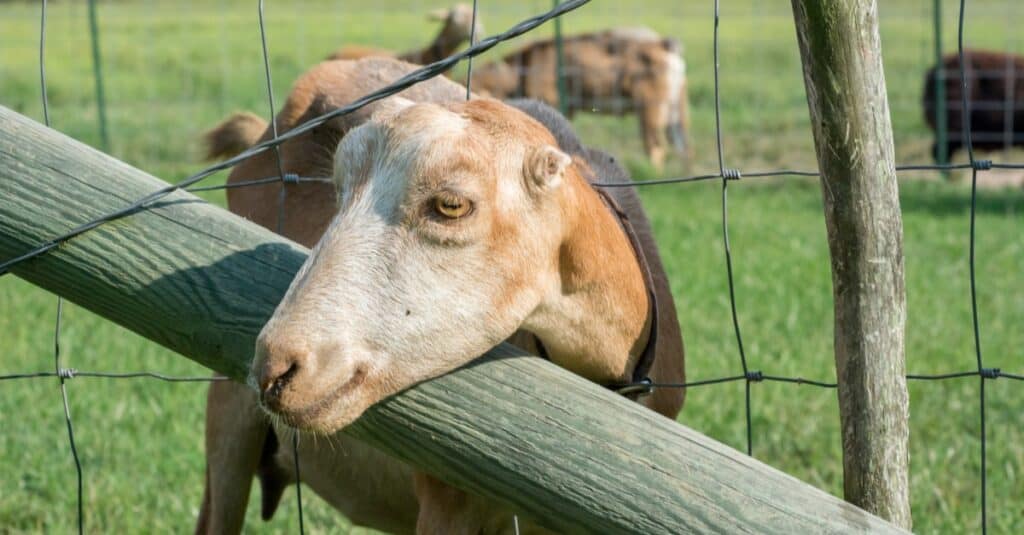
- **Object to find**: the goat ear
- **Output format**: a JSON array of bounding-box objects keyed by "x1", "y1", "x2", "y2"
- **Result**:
[
  {"x1": 370, "y1": 97, "x2": 414, "y2": 124},
  {"x1": 332, "y1": 121, "x2": 381, "y2": 204},
  {"x1": 524, "y1": 145, "x2": 571, "y2": 191},
  {"x1": 427, "y1": 7, "x2": 449, "y2": 21}
]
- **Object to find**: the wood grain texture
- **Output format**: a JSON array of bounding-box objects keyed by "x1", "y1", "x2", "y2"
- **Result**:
[
  {"x1": 791, "y1": 1, "x2": 912, "y2": 529},
  {"x1": 0, "y1": 105, "x2": 903, "y2": 533}
]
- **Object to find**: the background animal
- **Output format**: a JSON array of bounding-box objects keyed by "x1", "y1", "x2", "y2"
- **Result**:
[
  {"x1": 198, "y1": 58, "x2": 683, "y2": 534},
  {"x1": 327, "y1": 3, "x2": 483, "y2": 66},
  {"x1": 468, "y1": 27, "x2": 689, "y2": 170},
  {"x1": 923, "y1": 49, "x2": 1024, "y2": 161}
]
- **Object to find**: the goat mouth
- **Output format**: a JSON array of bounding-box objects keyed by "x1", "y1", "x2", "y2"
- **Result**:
[{"x1": 266, "y1": 366, "x2": 369, "y2": 429}]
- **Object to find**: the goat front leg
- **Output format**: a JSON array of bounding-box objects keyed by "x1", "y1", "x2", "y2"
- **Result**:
[
  {"x1": 196, "y1": 379, "x2": 271, "y2": 535},
  {"x1": 670, "y1": 79, "x2": 691, "y2": 160},
  {"x1": 638, "y1": 100, "x2": 669, "y2": 171},
  {"x1": 413, "y1": 472, "x2": 483, "y2": 535},
  {"x1": 413, "y1": 472, "x2": 557, "y2": 535}
]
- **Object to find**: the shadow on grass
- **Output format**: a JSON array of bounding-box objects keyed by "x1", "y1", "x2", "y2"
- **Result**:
[
  {"x1": 898, "y1": 183, "x2": 1024, "y2": 216},
  {"x1": 781, "y1": 178, "x2": 1024, "y2": 218}
]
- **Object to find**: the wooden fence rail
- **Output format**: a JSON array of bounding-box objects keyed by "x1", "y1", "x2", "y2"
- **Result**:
[{"x1": 0, "y1": 105, "x2": 902, "y2": 533}]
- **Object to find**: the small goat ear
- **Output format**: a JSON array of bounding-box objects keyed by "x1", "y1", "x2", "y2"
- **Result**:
[
  {"x1": 370, "y1": 97, "x2": 414, "y2": 124},
  {"x1": 525, "y1": 145, "x2": 571, "y2": 190},
  {"x1": 427, "y1": 7, "x2": 449, "y2": 21}
]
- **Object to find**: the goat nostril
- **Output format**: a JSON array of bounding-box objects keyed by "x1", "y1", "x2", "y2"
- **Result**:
[{"x1": 261, "y1": 360, "x2": 300, "y2": 405}]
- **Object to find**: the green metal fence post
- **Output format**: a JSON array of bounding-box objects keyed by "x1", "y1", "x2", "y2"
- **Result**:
[
  {"x1": 88, "y1": 0, "x2": 110, "y2": 152},
  {"x1": 934, "y1": 0, "x2": 948, "y2": 174},
  {"x1": 552, "y1": 0, "x2": 568, "y2": 115}
]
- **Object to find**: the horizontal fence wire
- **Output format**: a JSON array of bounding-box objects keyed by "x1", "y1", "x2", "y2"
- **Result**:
[
  {"x1": 185, "y1": 175, "x2": 333, "y2": 193},
  {"x1": 0, "y1": 370, "x2": 228, "y2": 382},
  {"x1": 1, "y1": 0, "x2": 1020, "y2": 532}
]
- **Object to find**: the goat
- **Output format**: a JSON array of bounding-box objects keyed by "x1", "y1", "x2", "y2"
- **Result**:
[
  {"x1": 198, "y1": 57, "x2": 685, "y2": 534},
  {"x1": 468, "y1": 27, "x2": 689, "y2": 170}
]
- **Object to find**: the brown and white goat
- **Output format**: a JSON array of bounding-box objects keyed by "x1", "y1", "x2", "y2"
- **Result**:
[
  {"x1": 198, "y1": 57, "x2": 685, "y2": 534},
  {"x1": 468, "y1": 27, "x2": 689, "y2": 170},
  {"x1": 327, "y1": 3, "x2": 483, "y2": 66}
]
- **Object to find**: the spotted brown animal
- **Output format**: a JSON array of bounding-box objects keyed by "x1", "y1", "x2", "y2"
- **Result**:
[{"x1": 467, "y1": 27, "x2": 689, "y2": 170}]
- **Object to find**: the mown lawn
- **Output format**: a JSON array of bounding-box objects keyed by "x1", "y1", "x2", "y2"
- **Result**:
[{"x1": 1, "y1": 0, "x2": 1022, "y2": 533}]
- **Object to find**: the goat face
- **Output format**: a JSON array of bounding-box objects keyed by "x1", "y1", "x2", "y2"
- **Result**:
[
  {"x1": 252, "y1": 98, "x2": 571, "y2": 433},
  {"x1": 431, "y1": 3, "x2": 484, "y2": 43}
]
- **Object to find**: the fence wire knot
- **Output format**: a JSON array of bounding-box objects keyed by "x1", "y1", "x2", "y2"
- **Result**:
[
  {"x1": 57, "y1": 368, "x2": 77, "y2": 380},
  {"x1": 722, "y1": 168, "x2": 742, "y2": 180},
  {"x1": 980, "y1": 367, "x2": 1001, "y2": 379},
  {"x1": 971, "y1": 159, "x2": 992, "y2": 171},
  {"x1": 745, "y1": 370, "x2": 764, "y2": 382}
]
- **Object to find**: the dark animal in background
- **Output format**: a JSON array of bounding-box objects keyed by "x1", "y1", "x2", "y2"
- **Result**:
[{"x1": 923, "y1": 49, "x2": 1024, "y2": 161}]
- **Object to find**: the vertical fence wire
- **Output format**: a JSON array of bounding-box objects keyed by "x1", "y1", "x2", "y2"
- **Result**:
[
  {"x1": 40, "y1": 2, "x2": 84, "y2": 533},
  {"x1": 54, "y1": 301, "x2": 84, "y2": 535},
  {"x1": 87, "y1": 0, "x2": 110, "y2": 153},
  {"x1": 934, "y1": 0, "x2": 948, "y2": 169},
  {"x1": 464, "y1": 0, "x2": 479, "y2": 101},
  {"x1": 954, "y1": 0, "x2": 989, "y2": 531},
  {"x1": 552, "y1": 0, "x2": 568, "y2": 115},
  {"x1": 38, "y1": 0, "x2": 50, "y2": 128},
  {"x1": 712, "y1": 0, "x2": 755, "y2": 457},
  {"x1": 257, "y1": 0, "x2": 290, "y2": 236},
  {"x1": 256, "y1": 1, "x2": 306, "y2": 532}
]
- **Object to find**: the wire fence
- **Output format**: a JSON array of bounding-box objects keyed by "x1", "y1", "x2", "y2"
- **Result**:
[{"x1": 0, "y1": 0, "x2": 1021, "y2": 533}]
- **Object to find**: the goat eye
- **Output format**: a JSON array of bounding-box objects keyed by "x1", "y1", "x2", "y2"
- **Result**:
[{"x1": 432, "y1": 193, "x2": 472, "y2": 219}]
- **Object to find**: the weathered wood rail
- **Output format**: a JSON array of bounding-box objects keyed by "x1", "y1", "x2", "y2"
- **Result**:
[{"x1": 0, "y1": 105, "x2": 903, "y2": 533}]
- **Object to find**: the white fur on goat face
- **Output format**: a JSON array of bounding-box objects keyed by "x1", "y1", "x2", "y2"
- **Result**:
[{"x1": 254, "y1": 100, "x2": 571, "y2": 433}]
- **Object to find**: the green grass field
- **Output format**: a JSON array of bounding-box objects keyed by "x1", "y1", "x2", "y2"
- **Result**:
[{"x1": 2, "y1": 0, "x2": 1023, "y2": 532}]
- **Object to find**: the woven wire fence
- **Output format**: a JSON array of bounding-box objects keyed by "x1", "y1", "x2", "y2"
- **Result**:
[{"x1": 1, "y1": 0, "x2": 1022, "y2": 533}]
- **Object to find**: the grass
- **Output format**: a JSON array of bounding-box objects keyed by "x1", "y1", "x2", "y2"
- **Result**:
[{"x1": 1, "y1": 0, "x2": 1023, "y2": 532}]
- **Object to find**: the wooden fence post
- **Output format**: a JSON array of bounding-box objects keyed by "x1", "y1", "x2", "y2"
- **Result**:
[{"x1": 790, "y1": 1, "x2": 911, "y2": 529}]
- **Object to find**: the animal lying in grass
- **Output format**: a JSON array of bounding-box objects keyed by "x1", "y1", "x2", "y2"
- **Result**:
[
  {"x1": 923, "y1": 49, "x2": 1024, "y2": 161},
  {"x1": 327, "y1": 3, "x2": 483, "y2": 67},
  {"x1": 467, "y1": 27, "x2": 689, "y2": 170},
  {"x1": 198, "y1": 57, "x2": 685, "y2": 534}
]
